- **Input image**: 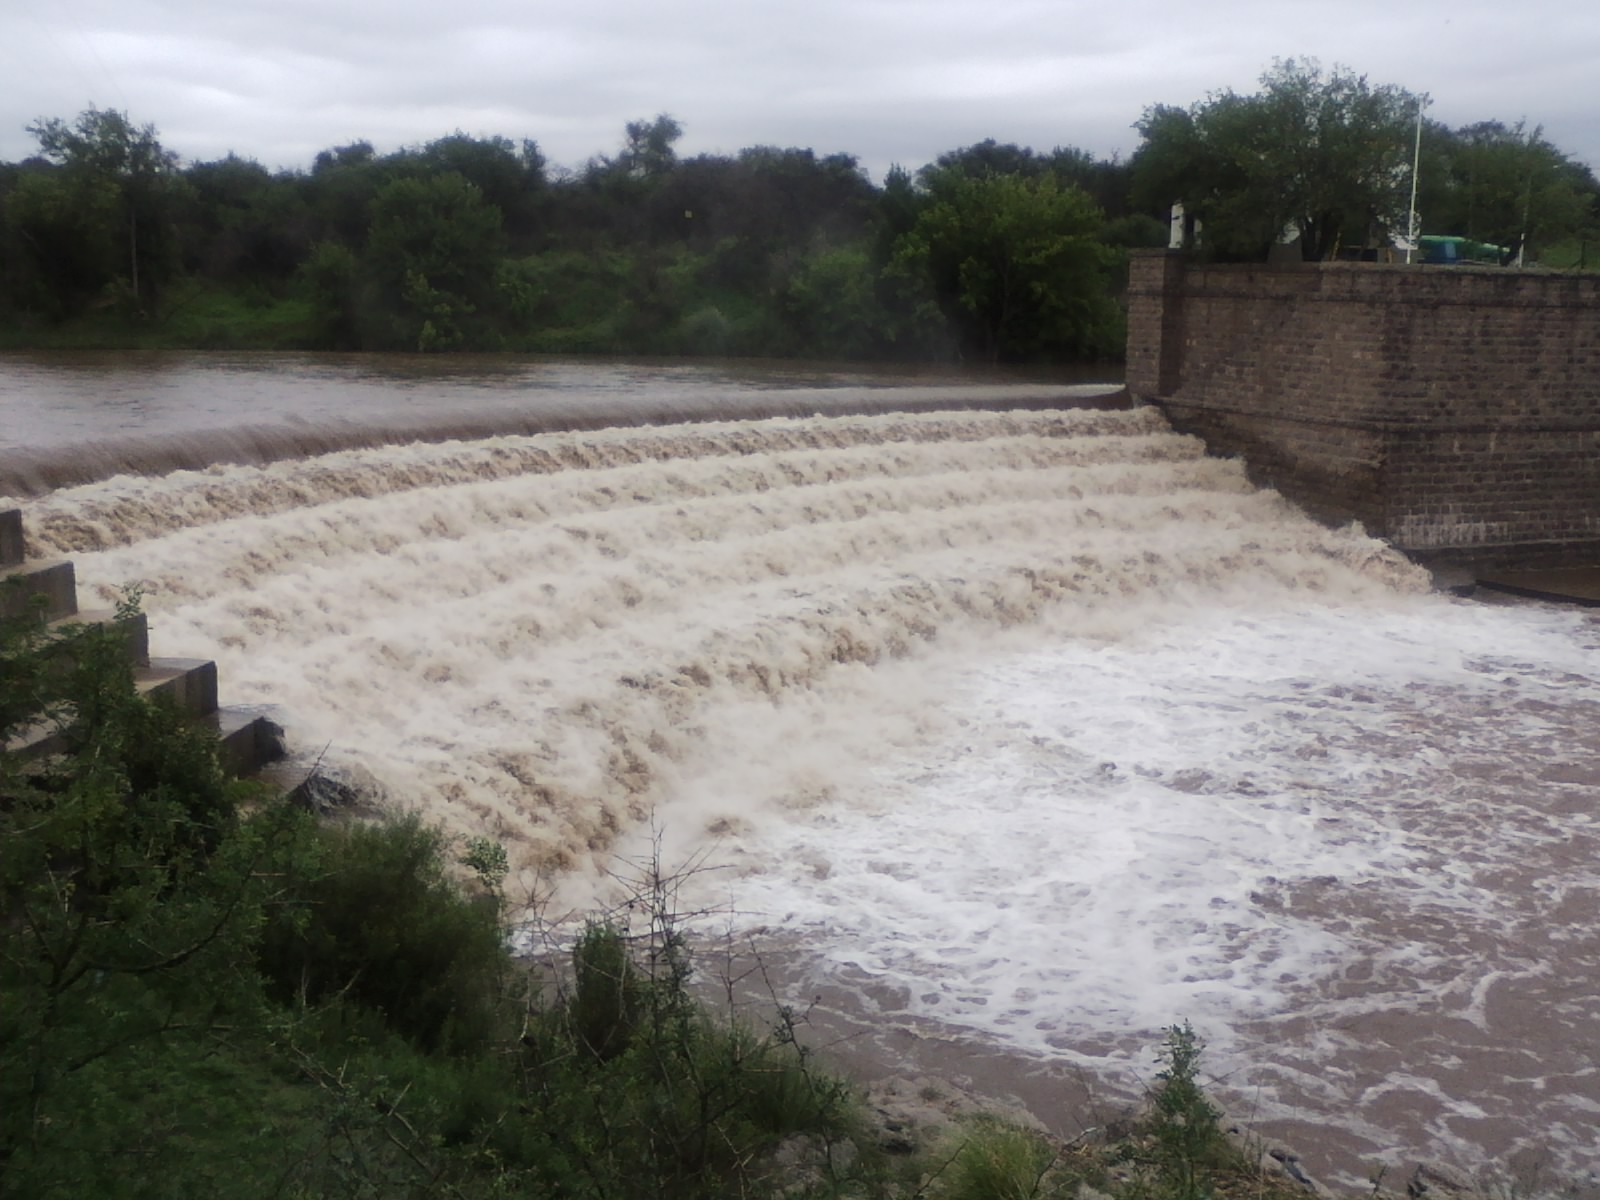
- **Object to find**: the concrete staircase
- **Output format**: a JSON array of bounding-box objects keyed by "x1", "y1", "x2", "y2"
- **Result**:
[{"x1": 2, "y1": 508, "x2": 284, "y2": 776}]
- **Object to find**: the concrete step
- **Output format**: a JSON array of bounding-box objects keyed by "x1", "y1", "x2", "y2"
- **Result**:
[
  {"x1": 48, "y1": 608, "x2": 151, "y2": 668},
  {"x1": 4, "y1": 712, "x2": 69, "y2": 761},
  {"x1": 208, "y1": 707, "x2": 288, "y2": 779},
  {"x1": 136, "y1": 657, "x2": 219, "y2": 717},
  {"x1": 2, "y1": 510, "x2": 287, "y2": 783},
  {"x1": 6, "y1": 698, "x2": 286, "y2": 781},
  {"x1": 1, "y1": 510, "x2": 23, "y2": 568},
  {"x1": 1, "y1": 559, "x2": 78, "y2": 622}
]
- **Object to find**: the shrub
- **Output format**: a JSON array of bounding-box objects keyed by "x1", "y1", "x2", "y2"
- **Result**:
[
  {"x1": 257, "y1": 815, "x2": 509, "y2": 1053},
  {"x1": 1145, "y1": 1022, "x2": 1228, "y2": 1200},
  {"x1": 569, "y1": 920, "x2": 644, "y2": 1061},
  {"x1": 933, "y1": 1117, "x2": 1066, "y2": 1200}
]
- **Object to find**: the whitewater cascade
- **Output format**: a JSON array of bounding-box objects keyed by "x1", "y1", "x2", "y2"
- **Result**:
[
  {"x1": 17, "y1": 407, "x2": 1418, "y2": 865},
  {"x1": 10, "y1": 405, "x2": 1598, "y2": 1187}
]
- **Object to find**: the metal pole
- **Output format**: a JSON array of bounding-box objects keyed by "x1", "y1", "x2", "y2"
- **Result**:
[{"x1": 1406, "y1": 94, "x2": 1427, "y2": 264}]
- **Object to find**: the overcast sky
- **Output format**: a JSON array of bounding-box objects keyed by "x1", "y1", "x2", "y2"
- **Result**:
[{"x1": 3, "y1": 0, "x2": 1597, "y2": 180}]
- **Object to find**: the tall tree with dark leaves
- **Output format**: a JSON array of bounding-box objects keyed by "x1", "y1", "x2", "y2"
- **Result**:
[
  {"x1": 11, "y1": 107, "x2": 182, "y2": 315},
  {"x1": 1423, "y1": 121, "x2": 1596, "y2": 263},
  {"x1": 896, "y1": 171, "x2": 1118, "y2": 361},
  {"x1": 1132, "y1": 59, "x2": 1420, "y2": 260},
  {"x1": 364, "y1": 171, "x2": 506, "y2": 350}
]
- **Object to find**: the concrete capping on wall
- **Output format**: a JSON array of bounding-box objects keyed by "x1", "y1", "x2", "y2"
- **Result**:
[{"x1": 1126, "y1": 250, "x2": 1600, "y2": 568}]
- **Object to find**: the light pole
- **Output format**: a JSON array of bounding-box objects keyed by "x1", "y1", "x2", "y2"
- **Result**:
[{"x1": 1405, "y1": 94, "x2": 1429, "y2": 264}]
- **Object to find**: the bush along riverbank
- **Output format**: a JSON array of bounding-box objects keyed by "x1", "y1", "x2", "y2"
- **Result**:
[{"x1": 0, "y1": 599, "x2": 1545, "y2": 1199}]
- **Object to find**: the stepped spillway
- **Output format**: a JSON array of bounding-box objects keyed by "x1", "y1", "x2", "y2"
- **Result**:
[{"x1": 16, "y1": 406, "x2": 1422, "y2": 871}]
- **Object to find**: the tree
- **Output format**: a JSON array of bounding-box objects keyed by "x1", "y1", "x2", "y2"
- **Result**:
[
  {"x1": 896, "y1": 171, "x2": 1117, "y2": 361},
  {"x1": 363, "y1": 171, "x2": 505, "y2": 349},
  {"x1": 2, "y1": 170, "x2": 122, "y2": 317},
  {"x1": 14, "y1": 107, "x2": 182, "y2": 312},
  {"x1": 304, "y1": 139, "x2": 389, "y2": 250},
  {"x1": 399, "y1": 133, "x2": 545, "y2": 248},
  {"x1": 1421, "y1": 121, "x2": 1596, "y2": 263},
  {"x1": 931, "y1": 139, "x2": 1052, "y2": 181},
  {"x1": 619, "y1": 113, "x2": 684, "y2": 179},
  {"x1": 0, "y1": 608, "x2": 295, "y2": 1183},
  {"x1": 179, "y1": 154, "x2": 310, "y2": 283},
  {"x1": 929, "y1": 139, "x2": 1133, "y2": 217},
  {"x1": 778, "y1": 244, "x2": 890, "y2": 357},
  {"x1": 1132, "y1": 59, "x2": 1420, "y2": 260}
]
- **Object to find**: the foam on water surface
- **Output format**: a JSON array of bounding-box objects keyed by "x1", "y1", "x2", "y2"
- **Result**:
[
  {"x1": 657, "y1": 600, "x2": 1600, "y2": 1181},
  {"x1": 12, "y1": 406, "x2": 1597, "y2": 1186}
]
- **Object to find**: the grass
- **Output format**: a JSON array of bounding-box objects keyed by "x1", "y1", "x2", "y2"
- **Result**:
[{"x1": 0, "y1": 281, "x2": 315, "y2": 351}]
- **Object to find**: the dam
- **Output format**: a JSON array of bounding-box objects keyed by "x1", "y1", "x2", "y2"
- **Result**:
[{"x1": 2, "y1": 355, "x2": 1597, "y2": 1189}]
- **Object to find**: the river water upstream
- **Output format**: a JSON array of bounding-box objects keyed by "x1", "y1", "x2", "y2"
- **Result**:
[{"x1": 3, "y1": 352, "x2": 1596, "y2": 1192}]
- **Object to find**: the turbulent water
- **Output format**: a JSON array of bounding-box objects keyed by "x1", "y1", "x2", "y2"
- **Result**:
[{"x1": 6, "y1": 399, "x2": 1598, "y2": 1190}]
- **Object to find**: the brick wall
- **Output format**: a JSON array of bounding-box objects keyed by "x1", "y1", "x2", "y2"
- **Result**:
[{"x1": 1126, "y1": 250, "x2": 1600, "y2": 568}]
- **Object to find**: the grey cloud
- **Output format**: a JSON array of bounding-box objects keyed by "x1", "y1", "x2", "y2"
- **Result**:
[{"x1": 2, "y1": 0, "x2": 1595, "y2": 177}]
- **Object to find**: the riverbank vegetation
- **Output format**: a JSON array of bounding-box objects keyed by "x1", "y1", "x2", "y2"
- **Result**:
[
  {"x1": 0, "y1": 110, "x2": 1145, "y2": 362},
  {"x1": 2, "y1": 62, "x2": 1593, "y2": 360},
  {"x1": 1132, "y1": 59, "x2": 1599, "y2": 266},
  {"x1": 1, "y1": 598, "x2": 1329, "y2": 1199}
]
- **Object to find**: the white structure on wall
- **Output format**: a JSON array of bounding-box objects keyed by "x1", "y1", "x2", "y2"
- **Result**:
[{"x1": 1169, "y1": 202, "x2": 1202, "y2": 250}]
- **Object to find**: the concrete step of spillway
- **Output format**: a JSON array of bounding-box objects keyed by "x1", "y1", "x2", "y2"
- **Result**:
[
  {"x1": 138, "y1": 657, "x2": 220, "y2": 714},
  {"x1": 62, "y1": 607, "x2": 152, "y2": 666},
  {"x1": 6, "y1": 656, "x2": 219, "y2": 760},
  {"x1": 1, "y1": 507, "x2": 284, "y2": 779},
  {"x1": 1, "y1": 559, "x2": 78, "y2": 622}
]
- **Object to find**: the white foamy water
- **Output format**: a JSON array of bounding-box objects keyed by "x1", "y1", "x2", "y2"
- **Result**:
[
  {"x1": 661, "y1": 601, "x2": 1600, "y2": 1185},
  {"x1": 11, "y1": 406, "x2": 1598, "y2": 1188}
]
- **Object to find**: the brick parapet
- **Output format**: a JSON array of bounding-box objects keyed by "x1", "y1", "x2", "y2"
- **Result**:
[{"x1": 1127, "y1": 254, "x2": 1600, "y2": 567}]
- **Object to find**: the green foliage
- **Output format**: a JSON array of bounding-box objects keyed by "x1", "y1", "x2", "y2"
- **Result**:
[
  {"x1": 299, "y1": 239, "x2": 363, "y2": 349},
  {"x1": 153, "y1": 280, "x2": 312, "y2": 349},
  {"x1": 2, "y1": 106, "x2": 1125, "y2": 361},
  {"x1": 1141, "y1": 1022, "x2": 1229, "y2": 1200},
  {"x1": 4, "y1": 88, "x2": 1595, "y2": 353},
  {"x1": 460, "y1": 835, "x2": 509, "y2": 892},
  {"x1": 363, "y1": 172, "x2": 505, "y2": 349},
  {"x1": 2, "y1": 170, "x2": 123, "y2": 318},
  {"x1": 1416, "y1": 120, "x2": 1598, "y2": 263},
  {"x1": 505, "y1": 914, "x2": 863, "y2": 1198},
  {"x1": 933, "y1": 1117, "x2": 1069, "y2": 1200},
  {"x1": 179, "y1": 153, "x2": 311, "y2": 284},
  {"x1": 4, "y1": 599, "x2": 888, "y2": 1198},
  {"x1": 16, "y1": 106, "x2": 184, "y2": 313},
  {"x1": 619, "y1": 113, "x2": 685, "y2": 179},
  {"x1": 257, "y1": 814, "x2": 508, "y2": 1053},
  {"x1": 569, "y1": 920, "x2": 644, "y2": 1061},
  {"x1": 780, "y1": 243, "x2": 897, "y2": 358},
  {"x1": 1133, "y1": 58, "x2": 1421, "y2": 260},
  {"x1": 407, "y1": 132, "x2": 546, "y2": 247},
  {"x1": 676, "y1": 303, "x2": 736, "y2": 355},
  {"x1": 1, "y1": 608, "x2": 294, "y2": 1187},
  {"x1": 898, "y1": 171, "x2": 1121, "y2": 361}
]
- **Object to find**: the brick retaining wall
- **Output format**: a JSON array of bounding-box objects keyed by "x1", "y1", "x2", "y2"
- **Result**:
[{"x1": 1126, "y1": 250, "x2": 1600, "y2": 568}]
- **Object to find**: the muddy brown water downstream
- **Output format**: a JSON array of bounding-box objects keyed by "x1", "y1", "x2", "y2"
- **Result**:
[{"x1": 3, "y1": 352, "x2": 1596, "y2": 1192}]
